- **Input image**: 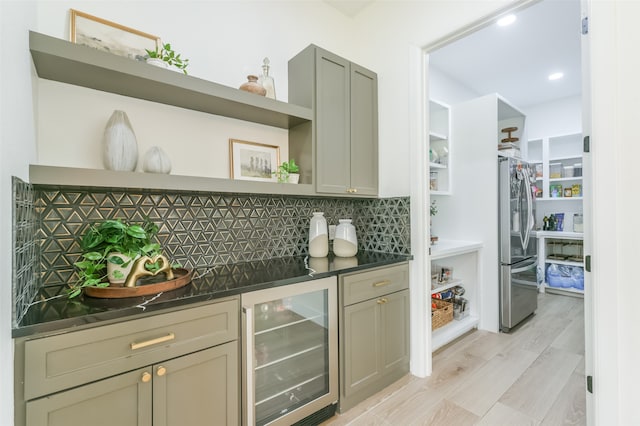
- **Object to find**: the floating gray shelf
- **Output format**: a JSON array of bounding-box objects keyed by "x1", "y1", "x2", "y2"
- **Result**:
[
  {"x1": 29, "y1": 165, "x2": 317, "y2": 196},
  {"x1": 29, "y1": 31, "x2": 312, "y2": 129}
]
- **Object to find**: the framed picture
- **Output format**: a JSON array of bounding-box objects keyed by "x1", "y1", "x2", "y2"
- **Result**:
[
  {"x1": 229, "y1": 139, "x2": 280, "y2": 182},
  {"x1": 70, "y1": 9, "x2": 160, "y2": 61}
]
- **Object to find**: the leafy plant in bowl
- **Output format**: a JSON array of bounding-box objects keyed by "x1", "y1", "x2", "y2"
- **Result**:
[
  {"x1": 274, "y1": 159, "x2": 300, "y2": 183},
  {"x1": 145, "y1": 42, "x2": 189, "y2": 74},
  {"x1": 70, "y1": 218, "x2": 174, "y2": 298}
]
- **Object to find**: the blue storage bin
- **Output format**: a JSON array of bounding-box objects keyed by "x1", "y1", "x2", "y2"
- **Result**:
[{"x1": 547, "y1": 264, "x2": 584, "y2": 290}]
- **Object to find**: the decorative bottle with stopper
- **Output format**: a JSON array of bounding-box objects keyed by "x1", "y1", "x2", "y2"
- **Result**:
[{"x1": 258, "y1": 57, "x2": 276, "y2": 100}]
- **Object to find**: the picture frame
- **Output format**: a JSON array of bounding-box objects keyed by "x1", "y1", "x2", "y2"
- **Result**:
[
  {"x1": 229, "y1": 139, "x2": 280, "y2": 182},
  {"x1": 70, "y1": 9, "x2": 160, "y2": 62}
]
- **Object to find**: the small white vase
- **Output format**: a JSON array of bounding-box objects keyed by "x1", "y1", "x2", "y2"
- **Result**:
[
  {"x1": 143, "y1": 146, "x2": 172, "y2": 174},
  {"x1": 334, "y1": 219, "x2": 358, "y2": 257},
  {"x1": 103, "y1": 110, "x2": 138, "y2": 171}
]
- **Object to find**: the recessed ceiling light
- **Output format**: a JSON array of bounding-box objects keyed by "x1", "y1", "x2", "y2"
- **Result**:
[
  {"x1": 497, "y1": 14, "x2": 517, "y2": 27},
  {"x1": 548, "y1": 72, "x2": 564, "y2": 81}
]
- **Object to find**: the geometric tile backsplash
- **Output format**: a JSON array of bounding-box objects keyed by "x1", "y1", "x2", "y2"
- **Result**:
[{"x1": 13, "y1": 179, "x2": 410, "y2": 326}]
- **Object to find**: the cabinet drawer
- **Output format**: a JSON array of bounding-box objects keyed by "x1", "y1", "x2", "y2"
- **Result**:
[
  {"x1": 340, "y1": 263, "x2": 409, "y2": 306},
  {"x1": 24, "y1": 298, "x2": 238, "y2": 400}
]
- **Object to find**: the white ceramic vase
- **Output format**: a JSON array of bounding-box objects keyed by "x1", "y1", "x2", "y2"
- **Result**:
[
  {"x1": 103, "y1": 110, "x2": 138, "y2": 171},
  {"x1": 334, "y1": 219, "x2": 358, "y2": 257},
  {"x1": 309, "y1": 212, "x2": 329, "y2": 257},
  {"x1": 143, "y1": 146, "x2": 172, "y2": 174}
]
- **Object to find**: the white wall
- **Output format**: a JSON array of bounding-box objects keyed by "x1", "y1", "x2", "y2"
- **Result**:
[
  {"x1": 525, "y1": 95, "x2": 582, "y2": 140},
  {"x1": 34, "y1": 1, "x2": 359, "y2": 176},
  {"x1": 589, "y1": 1, "x2": 640, "y2": 424},
  {"x1": 429, "y1": 64, "x2": 480, "y2": 106},
  {"x1": 1, "y1": 2, "x2": 38, "y2": 424}
]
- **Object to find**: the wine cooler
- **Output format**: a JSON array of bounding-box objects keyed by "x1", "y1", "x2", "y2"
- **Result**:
[{"x1": 241, "y1": 276, "x2": 338, "y2": 425}]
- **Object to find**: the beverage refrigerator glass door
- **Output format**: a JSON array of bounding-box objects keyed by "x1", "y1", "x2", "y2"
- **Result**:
[{"x1": 241, "y1": 277, "x2": 338, "y2": 426}]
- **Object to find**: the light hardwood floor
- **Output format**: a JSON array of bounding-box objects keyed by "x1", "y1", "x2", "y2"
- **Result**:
[{"x1": 324, "y1": 293, "x2": 586, "y2": 425}]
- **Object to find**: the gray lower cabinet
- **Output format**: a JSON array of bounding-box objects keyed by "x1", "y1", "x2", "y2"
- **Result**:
[
  {"x1": 338, "y1": 263, "x2": 410, "y2": 412},
  {"x1": 16, "y1": 299, "x2": 239, "y2": 426},
  {"x1": 289, "y1": 45, "x2": 378, "y2": 196}
]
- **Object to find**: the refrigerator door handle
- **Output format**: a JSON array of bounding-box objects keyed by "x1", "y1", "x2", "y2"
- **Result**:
[
  {"x1": 522, "y1": 171, "x2": 534, "y2": 250},
  {"x1": 511, "y1": 261, "x2": 538, "y2": 274}
]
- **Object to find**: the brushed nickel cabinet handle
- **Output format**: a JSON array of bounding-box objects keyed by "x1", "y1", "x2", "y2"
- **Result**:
[
  {"x1": 372, "y1": 280, "x2": 391, "y2": 288},
  {"x1": 130, "y1": 333, "x2": 175, "y2": 350}
]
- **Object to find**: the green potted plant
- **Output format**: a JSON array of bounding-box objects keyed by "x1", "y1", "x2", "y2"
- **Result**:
[
  {"x1": 274, "y1": 159, "x2": 300, "y2": 183},
  {"x1": 69, "y1": 218, "x2": 170, "y2": 297},
  {"x1": 145, "y1": 42, "x2": 189, "y2": 74}
]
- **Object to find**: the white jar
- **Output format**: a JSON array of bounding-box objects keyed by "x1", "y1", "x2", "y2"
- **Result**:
[
  {"x1": 309, "y1": 212, "x2": 329, "y2": 257},
  {"x1": 334, "y1": 219, "x2": 358, "y2": 257}
]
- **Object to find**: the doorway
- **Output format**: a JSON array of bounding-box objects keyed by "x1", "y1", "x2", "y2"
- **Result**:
[{"x1": 421, "y1": 0, "x2": 592, "y2": 423}]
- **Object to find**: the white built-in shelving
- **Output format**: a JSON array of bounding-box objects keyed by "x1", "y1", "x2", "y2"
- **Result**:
[
  {"x1": 537, "y1": 231, "x2": 584, "y2": 297},
  {"x1": 430, "y1": 240, "x2": 482, "y2": 351}
]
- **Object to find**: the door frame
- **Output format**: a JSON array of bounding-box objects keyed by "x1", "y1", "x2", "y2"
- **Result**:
[{"x1": 410, "y1": 0, "x2": 595, "y2": 424}]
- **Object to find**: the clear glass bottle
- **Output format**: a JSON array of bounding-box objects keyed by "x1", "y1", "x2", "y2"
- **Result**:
[
  {"x1": 258, "y1": 57, "x2": 276, "y2": 100},
  {"x1": 309, "y1": 212, "x2": 328, "y2": 257},
  {"x1": 334, "y1": 219, "x2": 358, "y2": 257}
]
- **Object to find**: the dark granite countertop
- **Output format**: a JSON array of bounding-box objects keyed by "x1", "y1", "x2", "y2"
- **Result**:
[{"x1": 13, "y1": 251, "x2": 412, "y2": 338}]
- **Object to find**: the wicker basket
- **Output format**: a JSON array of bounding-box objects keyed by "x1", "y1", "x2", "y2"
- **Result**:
[{"x1": 431, "y1": 298, "x2": 453, "y2": 330}]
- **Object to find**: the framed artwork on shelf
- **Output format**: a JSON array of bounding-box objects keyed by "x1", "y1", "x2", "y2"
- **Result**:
[
  {"x1": 70, "y1": 9, "x2": 160, "y2": 61},
  {"x1": 229, "y1": 139, "x2": 280, "y2": 182}
]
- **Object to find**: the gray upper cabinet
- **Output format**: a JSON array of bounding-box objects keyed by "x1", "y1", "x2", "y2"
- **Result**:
[{"x1": 289, "y1": 45, "x2": 379, "y2": 196}]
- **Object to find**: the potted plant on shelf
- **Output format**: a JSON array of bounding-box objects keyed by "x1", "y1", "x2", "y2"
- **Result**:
[
  {"x1": 274, "y1": 159, "x2": 300, "y2": 183},
  {"x1": 69, "y1": 218, "x2": 174, "y2": 297},
  {"x1": 145, "y1": 42, "x2": 190, "y2": 74}
]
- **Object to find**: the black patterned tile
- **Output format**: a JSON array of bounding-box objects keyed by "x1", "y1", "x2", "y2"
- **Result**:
[{"x1": 13, "y1": 183, "x2": 411, "y2": 324}]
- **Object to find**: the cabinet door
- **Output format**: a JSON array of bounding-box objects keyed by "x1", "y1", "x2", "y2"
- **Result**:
[
  {"x1": 26, "y1": 367, "x2": 152, "y2": 426},
  {"x1": 350, "y1": 63, "x2": 378, "y2": 196},
  {"x1": 380, "y1": 289, "x2": 410, "y2": 375},
  {"x1": 342, "y1": 298, "x2": 381, "y2": 398},
  {"x1": 315, "y1": 48, "x2": 351, "y2": 194},
  {"x1": 153, "y1": 342, "x2": 239, "y2": 426}
]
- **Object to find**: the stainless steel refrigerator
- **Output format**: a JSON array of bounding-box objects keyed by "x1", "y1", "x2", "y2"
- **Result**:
[{"x1": 499, "y1": 156, "x2": 538, "y2": 332}]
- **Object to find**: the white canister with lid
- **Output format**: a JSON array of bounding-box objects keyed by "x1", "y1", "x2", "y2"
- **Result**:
[
  {"x1": 309, "y1": 212, "x2": 329, "y2": 257},
  {"x1": 334, "y1": 219, "x2": 358, "y2": 257}
]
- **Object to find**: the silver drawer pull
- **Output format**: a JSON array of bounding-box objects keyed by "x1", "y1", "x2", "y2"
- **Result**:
[
  {"x1": 131, "y1": 333, "x2": 175, "y2": 350},
  {"x1": 372, "y1": 280, "x2": 391, "y2": 288}
]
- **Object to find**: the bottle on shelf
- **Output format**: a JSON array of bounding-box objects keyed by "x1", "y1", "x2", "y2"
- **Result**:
[{"x1": 258, "y1": 57, "x2": 276, "y2": 100}]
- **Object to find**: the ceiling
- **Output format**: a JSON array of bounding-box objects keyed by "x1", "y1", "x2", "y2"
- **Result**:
[
  {"x1": 325, "y1": 0, "x2": 582, "y2": 109},
  {"x1": 429, "y1": 0, "x2": 582, "y2": 108}
]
